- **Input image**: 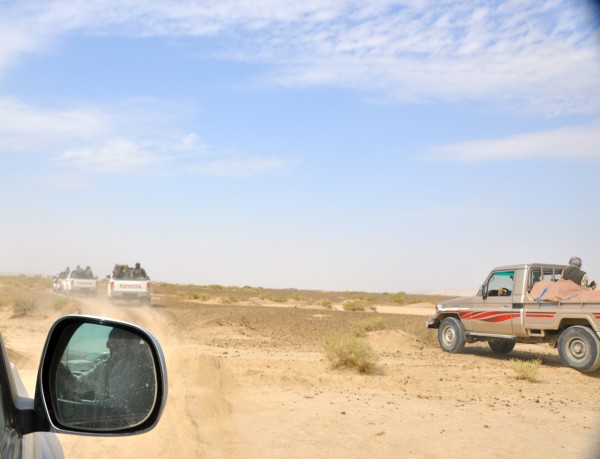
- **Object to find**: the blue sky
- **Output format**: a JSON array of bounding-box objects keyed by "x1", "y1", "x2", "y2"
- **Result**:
[{"x1": 1, "y1": 0, "x2": 600, "y2": 294}]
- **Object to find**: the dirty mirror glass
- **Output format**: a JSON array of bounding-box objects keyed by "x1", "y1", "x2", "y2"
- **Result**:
[{"x1": 53, "y1": 323, "x2": 157, "y2": 431}]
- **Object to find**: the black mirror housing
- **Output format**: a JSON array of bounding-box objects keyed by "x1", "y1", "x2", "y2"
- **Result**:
[{"x1": 31, "y1": 315, "x2": 167, "y2": 436}]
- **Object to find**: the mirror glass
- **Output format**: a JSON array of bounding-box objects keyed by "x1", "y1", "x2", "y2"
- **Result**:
[{"x1": 53, "y1": 323, "x2": 157, "y2": 431}]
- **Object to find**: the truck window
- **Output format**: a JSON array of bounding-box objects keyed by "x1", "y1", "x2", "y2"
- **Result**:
[
  {"x1": 529, "y1": 269, "x2": 542, "y2": 291},
  {"x1": 485, "y1": 270, "x2": 515, "y2": 297}
]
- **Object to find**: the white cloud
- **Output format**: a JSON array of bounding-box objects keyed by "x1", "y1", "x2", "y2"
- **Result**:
[
  {"x1": 426, "y1": 122, "x2": 600, "y2": 161},
  {"x1": 0, "y1": 96, "x2": 290, "y2": 177},
  {"x1": 0, "y1": 98, "x2": 110, "y2": 151},
  {"x1": 2, "y1": 0, "x2": 599, "y2": 115},
  {"x1": 58, "y1": 135, "x2": 292, "y2": 177},
  {"x1": 60, "y1": 138, "x2": 165, "y2": 173}
]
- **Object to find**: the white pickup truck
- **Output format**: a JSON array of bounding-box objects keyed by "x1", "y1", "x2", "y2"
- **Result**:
[
  {"x1": 63, "y1": 267, "x2": 98, "y2": 296},
  {"x1": 107, "y1": 264, "x2": 151, "y2": 304}
]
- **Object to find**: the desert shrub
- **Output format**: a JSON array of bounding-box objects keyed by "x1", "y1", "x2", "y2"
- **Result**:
[
  {"x1": 343, "y1": 300, "x2": 365, "y2": 311},
  {"x1": 208, "y1": 284, "x2": 224, "y2": 290},
  {"x1": 259, "y1": 294, "x2": 286, "y2": 303},
  {"x1": 221, "y1": 295, "x2": 239, "y2": 304},
  {"x1": 350, "y1": 294, "x2": 374, "y2": 302},
  {"x1": 268, "y1": 296, "x2": 287, "y2": 303},
  {"x1": 319, "y1": 299, "x2": 332, "y2": 309},
  {"x1": 12, "y1": 296, "x2": 35, "y2": 317},
  {"x1": 190, "y1": 292, "x2": 211, "y2": 301},
  {"x1": 389, "y1": 292, "x2": 407, "y2": 304},
  {"x1": 509, "y1": 358, "x2": 542, "y2": 382},
  {"x1": 290, "y1": 293, "x2": 305, "y2": 301},
  {"x1": 351, "y1": 317, "x2": 386, "y2": 337},
  {"x1": 322, "y1": 333, "x2": 379, "y2": 374}
]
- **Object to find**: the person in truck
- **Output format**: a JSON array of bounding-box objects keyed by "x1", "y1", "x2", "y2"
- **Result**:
[
  {"x1": 57, "y1": 327, "x2": 156, "y2": 426},
  {"x1": 562, "y1": 256, "x2": 596, "y2": 289},
  {"x1": 132, "y1": 262, "x2": 148, "y2": 280}
]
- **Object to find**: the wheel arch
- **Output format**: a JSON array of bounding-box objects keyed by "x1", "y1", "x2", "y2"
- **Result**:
[
  {"x1": 432, "y1": 312, "x2": 462, "y2": 327},
  {"x1": 558, "y1": 318, "x2": 597, "y2": 333}
]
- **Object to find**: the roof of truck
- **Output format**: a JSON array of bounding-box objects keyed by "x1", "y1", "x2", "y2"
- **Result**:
[{"x1": 493, "y1": 263, "x2": 567, "y2": 271}]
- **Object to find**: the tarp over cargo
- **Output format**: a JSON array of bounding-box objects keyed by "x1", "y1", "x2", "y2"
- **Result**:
[{"x1": 529, "y1": 279, "x2": 600, "y2": 303}]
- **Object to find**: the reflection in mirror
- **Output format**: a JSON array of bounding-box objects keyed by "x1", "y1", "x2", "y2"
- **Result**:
[{"x1": 54, "y1": 323, "x2": 157, "y2": 431}]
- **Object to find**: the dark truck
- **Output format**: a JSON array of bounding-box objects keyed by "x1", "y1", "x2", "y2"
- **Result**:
[{"x1": 426, "y1": 263, "x2": 600, "y2": 373}]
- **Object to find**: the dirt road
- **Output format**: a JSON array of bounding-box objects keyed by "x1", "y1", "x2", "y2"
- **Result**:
[{"x1": 9, "y1": 294, "x2": 600, "y2": 458}]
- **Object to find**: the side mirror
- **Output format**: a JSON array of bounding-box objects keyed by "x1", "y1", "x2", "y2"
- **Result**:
[
  {"x1": 35, "y1": 315, "x2": 167, "y2": 435},
  {"x1": 482, "y1": 284, "x2": 488, "y2": 300}
]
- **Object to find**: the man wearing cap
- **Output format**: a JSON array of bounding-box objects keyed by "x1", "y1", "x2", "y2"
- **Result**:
[{"x1": 562, "y1": 257, "x2": 595, "y2": 289}]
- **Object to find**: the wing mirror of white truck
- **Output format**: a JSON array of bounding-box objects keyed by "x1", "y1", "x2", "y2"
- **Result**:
[{"x1": 28, "y1": 315, "x2": 167, "y2": 436}]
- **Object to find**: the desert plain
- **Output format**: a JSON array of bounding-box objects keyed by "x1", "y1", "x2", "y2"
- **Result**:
[{"x1": 2, "y1": 277, "x2": 600, "y2": 459}]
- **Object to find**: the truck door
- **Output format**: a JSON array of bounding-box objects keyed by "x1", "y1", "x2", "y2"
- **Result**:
[{"x1": 469, "y1": 270, "x2": 517, "y2": 334}]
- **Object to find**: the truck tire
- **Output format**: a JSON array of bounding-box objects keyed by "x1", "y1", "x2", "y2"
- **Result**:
[
  {"x1": 438, "y1": 317, "x2": 466, "y2": 353},
  {"x1": 558, "y1": 326, "x2": 600, "y2": 373},
  {"x1": 488, "y1": 339, "x2": 515, "y2": 354}
]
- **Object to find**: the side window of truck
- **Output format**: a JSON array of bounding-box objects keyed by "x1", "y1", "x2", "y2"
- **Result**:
[
  {"x1": 486, "y1": 271, "x2": 515, "y2": 297},
  {"x1": 529, "y1": 269, "x2": 542, "y2": 291}
]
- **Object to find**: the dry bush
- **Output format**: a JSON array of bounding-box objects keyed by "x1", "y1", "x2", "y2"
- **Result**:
[
  {"x1": 319, "y1": 299, "x2": 332, "y2": 309},
  {"x1": 11, "y1": 296, "x2": 36, "y2": 317},
  {"x1": 322, "y1": 332, "x2": 379, "y2": 374},
  {"x1": 343, "y1": 300, "x2": 365, "y2": 311},
  {"x1": 189, "y1": 292, "x2": 212, "y2": 301},
  {"x1": 351, "y1": 317, "x2": 386, "y2": 337},
  {"x1": 389, "y1": 292, "x2": 407, "y2": 304},
  {"x1": 509, "y1": 358, "x2": 542, "y2": 382},
  {"x1": 290, "y1": 293, "x2": 305, "y2": 301},
  {"x1": 263, "y1": 295, "x2": 287, "y2": 303},
  {"x1": 221, "y1": 295, "x2": 239, "y2": 304}
]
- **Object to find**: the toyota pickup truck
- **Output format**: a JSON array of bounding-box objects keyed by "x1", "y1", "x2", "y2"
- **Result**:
[
  {"x1": 63, "y1": 268, "x2": 97, "y2": 296},
  {"x1": 107, "y1": 265, "x2": 151, "y2": 304},
  {"x1": 426, "y1": 263, "x2": 600, "y2": 373}
]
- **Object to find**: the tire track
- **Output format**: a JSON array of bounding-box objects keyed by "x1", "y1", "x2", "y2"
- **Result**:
[{"x1": 60, "y1": 297, "x2": 239, "y2": 458}]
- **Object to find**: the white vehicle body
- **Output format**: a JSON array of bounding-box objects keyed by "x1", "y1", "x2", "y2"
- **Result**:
[
  {"x1": 108, "y1": 277, "x2": 151, "y2": 304},
  {"x1": 63, "y1": 270, "x2": 97, "y2": 296}
]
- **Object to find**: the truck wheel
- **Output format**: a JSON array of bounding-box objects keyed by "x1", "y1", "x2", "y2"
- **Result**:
[
  {"x1": 558, "y1": 326, "x2": 600, "y2": 373},
  {"x1": 488, "y1": 339, "x2": 515, "y2": 354},
  {"x1": 438, "y1": 317, "x2": 466, "y2": 353}
]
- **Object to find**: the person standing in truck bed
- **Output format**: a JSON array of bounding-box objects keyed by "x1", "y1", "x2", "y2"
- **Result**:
[
  {"x1": 562, "y1": 256, "x2": 596, "y2": 289},
  {"x1": 132, "y1": 262, "x2": 148, "y2": 280}
]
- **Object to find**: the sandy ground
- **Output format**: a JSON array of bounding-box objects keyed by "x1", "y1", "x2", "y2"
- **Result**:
[{"x1": 4, "y1": 291, "x2": 600, "y2": 459}]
